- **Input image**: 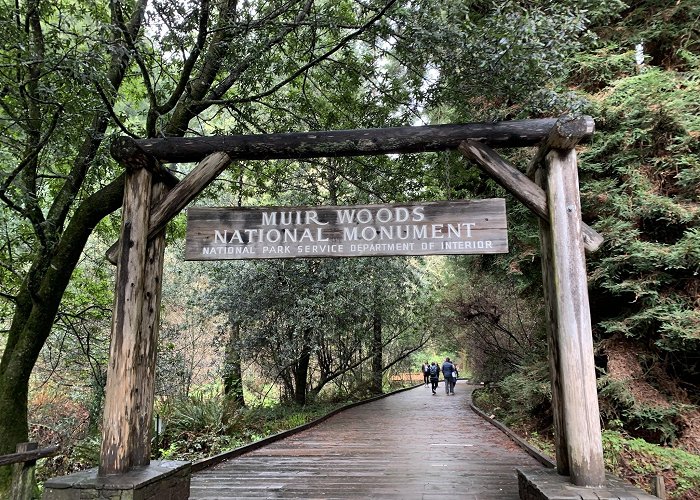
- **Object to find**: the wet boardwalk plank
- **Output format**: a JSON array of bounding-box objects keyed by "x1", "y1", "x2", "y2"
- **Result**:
[{"x1": 190, "y1": 381, "x2": 545, "y2": 499}]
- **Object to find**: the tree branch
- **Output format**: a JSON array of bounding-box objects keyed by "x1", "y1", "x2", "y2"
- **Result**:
[
  {"x1": 154, "y1": 0, "x2": 211, "y2": 117},
  {"x1": 202, "y1": 0, "x2": 398, "y2": 107}
]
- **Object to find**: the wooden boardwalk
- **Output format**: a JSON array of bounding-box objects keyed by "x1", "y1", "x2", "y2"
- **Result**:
[{"x1": 189, "y1": 381, "x2": 545, "y2": 499}]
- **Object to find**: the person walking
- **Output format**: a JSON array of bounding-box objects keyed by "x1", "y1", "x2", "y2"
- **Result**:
[
  {"x1": 451, "y1": 364, "x2": 460, "y2": 394},
  {"x1": 428, "y1": 361, "x2": 440, "y2": 395},
  {"x1": 441, "y1": 357, "x2": 456, "y2": 395},
  {"x1": 422, "y1": 361, "x2": 430, "y2": 386}
]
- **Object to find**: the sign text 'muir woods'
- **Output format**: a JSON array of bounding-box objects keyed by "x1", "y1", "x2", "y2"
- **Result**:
[{"x1": 185, "y1": 199, "x2": 508, "y2": 260}]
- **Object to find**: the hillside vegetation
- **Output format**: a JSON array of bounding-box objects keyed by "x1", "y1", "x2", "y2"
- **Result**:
[{"x1": 465, "y1": 2, "x2": 699, "y2": 497}]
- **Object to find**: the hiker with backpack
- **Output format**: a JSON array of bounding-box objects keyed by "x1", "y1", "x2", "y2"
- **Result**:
[
  {"x1": 428, "y1": 361, "x2": 440, "y2": 395},
  {"x1": 441, "y1": 357, "x2": 457, "y2": 395}
]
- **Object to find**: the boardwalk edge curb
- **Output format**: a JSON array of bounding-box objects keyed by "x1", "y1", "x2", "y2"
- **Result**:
[
  {"x1": 469, "y1": 401, "x2": 557, "y2": 469},
  {"x1": 470, "y1": 402, "x2": 661, "y2": 499},
  {"x1": 191, "y1": 383, "x2": 422, "y2": 472}
]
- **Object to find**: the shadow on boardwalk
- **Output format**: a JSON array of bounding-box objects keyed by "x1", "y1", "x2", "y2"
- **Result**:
[{"x1": 190, "y1": 381, "x2": 544, "y2": 499}]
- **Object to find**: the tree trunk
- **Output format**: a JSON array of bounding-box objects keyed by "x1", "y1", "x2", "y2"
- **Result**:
[
  {"x1": 223, "y1": 323, "x2": 245, "y2": 408},
  {"x1": 0, "y1": 177, "x2": 125, "y2": 493},
  {"x1": 293, "y1": 331, "x2": 312, "y2": 406},
  {"x1": 0, "y1": 379, "x2": 29, "y2": 493},
  {"x1": 370, "y1": 310, "x2": 383, "y2": 395}
]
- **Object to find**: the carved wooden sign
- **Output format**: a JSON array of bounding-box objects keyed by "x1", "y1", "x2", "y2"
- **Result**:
[{"x1": 185, "y1": 199, "x2": 508, "y2": 260}]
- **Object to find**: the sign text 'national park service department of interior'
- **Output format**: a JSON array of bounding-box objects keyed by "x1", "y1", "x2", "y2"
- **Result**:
[{"x1": 185, "y1": 199, "x2": 508, "y2": 260}]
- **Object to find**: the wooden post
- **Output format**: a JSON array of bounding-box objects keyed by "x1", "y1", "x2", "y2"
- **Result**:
[
  {"x1": 535, "y1": 168, "x2": 570, "y2": 476},
  {"x1": 544, "y1": 148, "x2": 605, "y2": 487},
  {"x1": 526, "y1": 116, "x2": 595, "y2": 180},
  {"x1": 651, "y1": 475, "x2": 666, "y2": 499},
  {"x1": 130, "y1": 180, "x2": 169, "y2": 466},
  {"x1": 10, "y1": 442, "x2": 37, "y2": 500},
  {"x1": 100, "y1": 163, "x2": 153, "y2": 475}
]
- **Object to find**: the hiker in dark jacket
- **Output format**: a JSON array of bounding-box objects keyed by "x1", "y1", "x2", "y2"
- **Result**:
[
  {"x1": 428, "y1": 361, "x2": 440, "y2": 395},
  {"x1": 422, "y1": 362, "x2": 430, "y2": 386},
  {"x1": 441, "y1": 357, "x2": 457, "y2": 395}
]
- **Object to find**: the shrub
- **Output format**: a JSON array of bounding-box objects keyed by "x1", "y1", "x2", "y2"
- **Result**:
[{"x1": 603, "y1": 430, "x2": 700, "y2": 498}]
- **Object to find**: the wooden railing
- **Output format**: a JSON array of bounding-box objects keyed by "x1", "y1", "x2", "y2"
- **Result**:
[
  {"x1": 389, "y1": 372, "x2": 421, "y2": 383},
  {"x1": 0, "y1": 442, "x2": 60, "y2": 500}
]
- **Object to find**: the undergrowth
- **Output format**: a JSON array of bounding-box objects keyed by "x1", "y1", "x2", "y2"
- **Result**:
[
  {"x1": 153, "y1": 395, "x2": 349, "y2": 462},
  {"x1": 34, "y1": 385, "x2": 410, "y2": 484},
  {"x1": 472, "y1": 386, "x2": 700, "y2": 499},
  {"x1": 602, "y1": 430, "x2": 700, "y2": 500}
]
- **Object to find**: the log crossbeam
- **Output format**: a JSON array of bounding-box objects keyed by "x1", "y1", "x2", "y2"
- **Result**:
[
  {"x1": 128, "y1": 118, "x2": 591, "y2": 164},
  {"x1": 110, "y1": 136, "x2": 179, "y2": 186},
  {"x1": 106, "y1": 116, "x2": 597, "y2": 263}
]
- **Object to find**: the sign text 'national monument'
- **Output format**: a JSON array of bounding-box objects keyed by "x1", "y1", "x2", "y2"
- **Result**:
[{"x1": 185, "y1": 199, "x2": 508, "y2": 260}]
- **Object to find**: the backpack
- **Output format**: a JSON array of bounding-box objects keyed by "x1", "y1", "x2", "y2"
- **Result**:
[{"x1": 429, "y1": 364, "x2": 438, "y2": 377}]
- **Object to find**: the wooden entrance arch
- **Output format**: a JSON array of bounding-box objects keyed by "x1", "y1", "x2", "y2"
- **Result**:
[{"x1": 101, "y1": 116, "x2": 605, "y2": 488}]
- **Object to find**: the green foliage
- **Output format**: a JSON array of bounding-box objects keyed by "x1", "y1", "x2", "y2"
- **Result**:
[
  {"x1": 578, "y1": 65, "x2": 700, "y2": 388},
  {"x1": 156, "y1": 392, "x2": 235, "y2": 460},
  {"x1": 435, "y1": 256, "x2": 548, "y2": 381},
  {"x1": 475, "y1": 384, "x2": 700, "y2": 498},
  {"x1": 602, "y1": 430, "x2": 700, "y2": 498},
  {"x1": 70, "y1": 435, "x2": 101, "y2": 468},
  {"x1": 395, "y1": 0, "x2": 611, "y2": 118},
  {"x1": 471, "y1": 386, "x2": 506, "y2": 418},
  {"x1": 571, "y1": 44, "x2": 639, "y2": 92},
  {"x1": 153, "y1": 391, "x2": 346, "y2": 462},
  {"x1": 162, "y1": 393, "x2": 228, "y2": 438},
  {"x1": 470, "y1": 365, "x2": 553, "y2": 432},
  {"x1": 568, "y1": 0, "x2": 700, "y2": 417},
  {"x1": 598, "y1": 376, "x2": 687, "y2": 445},
  {"x1": 525, "y1": 431, "x2": 556, "y2": 459},
  {"x1": 623, "y1": 405, "x2": 685, "y2": 446},
  {"x1": 199, "y1": 255, "x2": 434, "y2": 405},
  {"x1": 498, "y1": 369, "x2": 552, "y2": 422}
]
